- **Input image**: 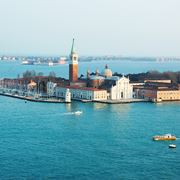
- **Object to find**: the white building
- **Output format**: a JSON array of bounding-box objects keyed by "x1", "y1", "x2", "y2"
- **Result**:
[
  {"x1": 110, "y1": 76, "x2": 133, "y2": 100},
  {"x1": 56, "y1": 86, "x2": 107, "y2": 101},
  {"x1": 65, "y1": 88, "x2": 71, "y2": 103},
  {"x1": 47, "y1": 81, "x2": 57, "y2": 97}
]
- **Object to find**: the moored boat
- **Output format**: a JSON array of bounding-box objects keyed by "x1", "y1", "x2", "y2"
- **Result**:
[
  {"x1": 48, "y1": 61, "x2": 54, "y2": 66},
  {"x1": 153, "y1": 134, "x2": 176, "y2": 141},
  {"x1": 21, "y1": 60, "x2": 34, "y2": 65}
]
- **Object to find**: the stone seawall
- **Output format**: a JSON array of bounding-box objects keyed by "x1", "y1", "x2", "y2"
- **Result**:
[
  {"x1": 94, "y1": 98, "x2": 150, "y2": 104},
  {"x1": 0, "y1": 93, "x2": 67, "y2": 103}
]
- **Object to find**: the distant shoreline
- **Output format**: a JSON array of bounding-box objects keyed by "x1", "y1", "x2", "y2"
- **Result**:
[{"x1": 1, "y1": 56, "x2": 180, "y2": 63}]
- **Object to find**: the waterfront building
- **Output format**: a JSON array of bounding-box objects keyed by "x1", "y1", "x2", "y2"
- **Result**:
[
  {"x1": 47, "y1": 81, "x2": 57, "y2": 97},
  {"x1": 27, "y1": 80, "x2": 37, "y2": 96},
  {"x1": 27, "y1": 80, "x2": 37, "y2": 90},
  {"x1": 56, "y1": 86, "x2": 107, "y2": 101},
  {"x1": 69, "y1": 39, "x2": 78, "y2": 82},
  {"x1": 133, "y1": 80, "x2": 180, "y2": 102},
  {"x1": 157, "y1": 90, "x2": 180, "y2": 101},
  {"x1": 110, "y1": 76, "x2": 133, "y2": 100},
  {"x1": 139, "y1": 88, "x2": 180, "y2": 102}
]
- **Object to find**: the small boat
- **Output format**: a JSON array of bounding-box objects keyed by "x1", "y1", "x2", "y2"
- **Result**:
[
  {"x1": 48, "y1": 61, "x2": 54, "y2": 66},
  {"x1": 21, "y1": 60, "x2": 34, "y2": 65},
  {"x1": 169, "y1": 144, "x2": 176, "y2": 148},
  {"x1": 153, "y1": 134, "x2": 176, "y2": 141},
  {"x1": 74, "y1": 111, "x2": 83, "y2": 115}
]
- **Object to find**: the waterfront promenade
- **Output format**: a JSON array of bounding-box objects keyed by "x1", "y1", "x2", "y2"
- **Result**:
[
  {"x1": 0, "y1": 90, "x2": 148, "y2": 104},
  {"x1": 0, "y1": 92, "x2": 66, "y2": 103},
  {"x1": 95, "y1": 98, "x2": 149, "y2": 104}
]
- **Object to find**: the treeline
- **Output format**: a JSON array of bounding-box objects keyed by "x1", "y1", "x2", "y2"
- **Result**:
[
  {"x1": 20, "y1": 70, "x2": 180, "y2": 84},
  {"x1": 21, "y1": 70, "x2": 56, "y2": 78},
  {"x1": 114, "y1": 71, "x2": 180, "y2": 84}
]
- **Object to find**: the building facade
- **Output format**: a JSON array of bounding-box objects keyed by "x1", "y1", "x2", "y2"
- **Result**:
[
  {"x1": 56, "y1": 86, "x2": 107, "y2": 101},
  {"x1": 110, "y1": 76, "x2": 133, "y2": 100},
  {"x1": 47, "y1": 81, "x2": 57, "y2": 97},
  {"x1": 137, "y1": 88, "x2": 180, "y2": 102}
]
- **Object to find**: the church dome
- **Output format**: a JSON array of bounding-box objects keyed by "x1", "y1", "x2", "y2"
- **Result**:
[{"x1": 103, "y1": 64, "x2": 112, "y2": 78}]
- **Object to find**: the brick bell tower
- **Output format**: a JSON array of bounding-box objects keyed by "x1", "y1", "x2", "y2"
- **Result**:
[{"x1": 69, "y1": 38, "x2": 78, "y2": 82}]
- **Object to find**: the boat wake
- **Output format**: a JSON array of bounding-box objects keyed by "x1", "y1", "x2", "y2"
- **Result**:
[
  {"x1": 62, "y1": 112, "x2": 75, "y2": 116},
  {"x1": 62, "y1": 111, "x2": 83, "y2": 116}
]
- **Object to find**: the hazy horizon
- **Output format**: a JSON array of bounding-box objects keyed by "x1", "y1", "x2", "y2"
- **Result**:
[{"x1": 0, "y1": 0, "x2": 179, "y2": 57}]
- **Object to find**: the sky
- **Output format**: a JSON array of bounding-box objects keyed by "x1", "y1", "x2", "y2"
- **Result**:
[{"x1": 0, "y1": 0, "x2": 179, "y2": 57}]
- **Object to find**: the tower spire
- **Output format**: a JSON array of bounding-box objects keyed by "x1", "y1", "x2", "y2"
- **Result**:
[{"x1": 71, "y1": 38, "x2": 75, "y2": 55}]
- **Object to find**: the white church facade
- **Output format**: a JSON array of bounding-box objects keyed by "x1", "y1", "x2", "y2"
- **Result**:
[{"x1": 109, "y1": 76, "x2": 133, "y2": 100}]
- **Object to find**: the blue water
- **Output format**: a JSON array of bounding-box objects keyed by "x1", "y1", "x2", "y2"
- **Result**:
[
  {"x1": 1, "y1": 60, "x2": 180, "y2": 78},
  {"x1": 0, "y1": 97, "x2": 180, "y2": 179},
  {"x1": 0, "y1": 61, "x2": 180, "y2": 179}
]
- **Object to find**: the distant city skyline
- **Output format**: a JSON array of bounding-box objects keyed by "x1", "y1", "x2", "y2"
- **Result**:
[{"x1": 0, "y1": 0, "x2": 179, "y2": 57}]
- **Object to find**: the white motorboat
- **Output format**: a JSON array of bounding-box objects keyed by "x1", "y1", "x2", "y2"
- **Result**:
[
  {"x1": 21, "y1": 60, "x2": 34, "y2": 65},
  {"x1": 169, "y1": 144, "x2": 176, "y2": 148},
  {"x1": 74, "y1": 111, "x2": 83, "y2": 115}
]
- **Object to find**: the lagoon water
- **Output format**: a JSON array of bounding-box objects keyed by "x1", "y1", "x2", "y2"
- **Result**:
[
  {"x1": 0, "y1": 60, "x2": 180, "y2": 179},
  {"x1": 0, "y1": 60, "x2": 180, "y2": 78}
]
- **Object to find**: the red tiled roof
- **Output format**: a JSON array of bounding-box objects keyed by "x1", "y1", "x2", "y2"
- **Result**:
[
  {"x1": 142, "y1": 87, "x2": 179, "y2": 91},
  {"x1": 58, "y1": 85, "x2": 106, "y2": 91},
  {"x1": 157, "y1": 89, "x2": 179, "y2": 91}
]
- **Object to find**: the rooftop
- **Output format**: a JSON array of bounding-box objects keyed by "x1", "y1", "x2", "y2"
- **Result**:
[{"x1": 58, "y1": 85, "x2": 106, "y2": 91}]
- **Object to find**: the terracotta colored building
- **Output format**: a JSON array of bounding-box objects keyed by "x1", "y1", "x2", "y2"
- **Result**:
[{"x1": 137, "y1": 86, "x2": 180, "y2": 102}]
